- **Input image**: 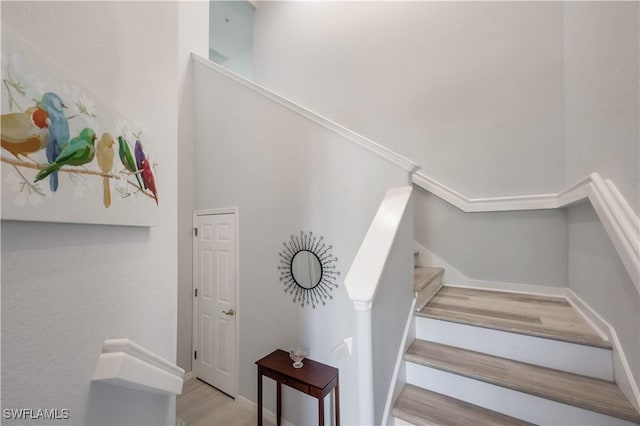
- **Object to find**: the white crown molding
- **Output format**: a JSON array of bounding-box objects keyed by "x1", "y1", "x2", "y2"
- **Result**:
[
  {"x1": 192, "y1": 53, "x2": 420, "y2": 175},
  {"x1": 92, "y1": 339, "x2": 185, "y2": 395},
  {"x1": 413, "y1": 172, "x2": 640, "y2": 294}
]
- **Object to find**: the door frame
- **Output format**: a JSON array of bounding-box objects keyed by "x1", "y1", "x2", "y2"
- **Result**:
[{"x1": 192, "y1": 207, "x2": 240, "y2": 397}]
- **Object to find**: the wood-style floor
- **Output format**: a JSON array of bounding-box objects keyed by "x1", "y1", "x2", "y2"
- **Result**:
[
  {"x1": 405, "y1": 340, "x2": 640, "y2": 423},
  {"x1": 418, "y1": 286, "x2": 611, "y2": 348},
  {"x1": 177, "y1": 377, "x2": 275, "y2": 426},
  {"x1": 393, "y1": 384, "x2": 534, "y2": 426}
]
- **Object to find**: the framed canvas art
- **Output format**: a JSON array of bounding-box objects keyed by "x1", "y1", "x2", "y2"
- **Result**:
[{"x1": 1, "y1": 28, "x2": 159, "y2": 226}]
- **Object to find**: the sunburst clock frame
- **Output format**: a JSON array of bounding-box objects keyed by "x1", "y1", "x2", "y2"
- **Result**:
[{"x1": 278, "y1": 231, "x2": 340, "y2": 308}]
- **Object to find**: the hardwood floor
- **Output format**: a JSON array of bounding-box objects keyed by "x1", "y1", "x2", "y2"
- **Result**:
[
  {"x1": 393, "y1": 384, "x2": 534, "y2": 426},
  {"x1": 177, "y1": 377, "x2": 275, "y2": 426},
  {"x1": 406, "y1": 340, "x2": 640, "y2": 423},
  {"x1": 418, "y1": 286, "x2": 611, "y2": 348}
]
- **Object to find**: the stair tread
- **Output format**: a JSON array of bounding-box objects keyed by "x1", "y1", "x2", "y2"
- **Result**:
[
  {"x1": 393, "y1": 384, "x2": 535, "y2": 426},
  {"x1": 414, "y1": 267, "x2": 444, "y2": 292},
  {"x1": 406, "y1": 340, "x2": 640, "y2": 423},
  {"x1": 418, "y1": 286, "x2": 611, "y2": 349}
]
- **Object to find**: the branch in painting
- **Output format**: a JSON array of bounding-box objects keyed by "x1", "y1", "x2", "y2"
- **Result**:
[{"x1": 1, "y1": 156, "x2": 157, "y2": 201}]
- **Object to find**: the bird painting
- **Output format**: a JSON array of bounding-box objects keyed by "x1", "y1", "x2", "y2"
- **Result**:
[
  {"x1": 34, "y1": 128, "x2": 96, "y2": 184},
  {"x1": 135, "y1": 139, "x2": 158, "y2": 204},
  {"x1": 96, "y1": 133, "x2": 115, "y2": 208},
  {"x1": 142, "y1": 158, "x2": 158, "y2": 205},
  {"x1": 2, "y1": 30, "x2": 161, "y2": 226},
  {"x1": 1, "y1": 106, "x2": 50, "y2": 160},
  {"x1": 117, "y1": 136, "x2": 143, "y2": 189},
  {"x1": 37, "y1": 92, "x2": 70, "y2": 191},
  {"x1": 134, "y1": 140, "x2": 146, "y2": 189}
]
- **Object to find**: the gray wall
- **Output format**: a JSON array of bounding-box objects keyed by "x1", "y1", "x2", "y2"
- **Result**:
[
  {"x1": 193, "y1": 60, "x2": 411, "y2": 425},
  {"x1": 414, "y1": 189, "x2": 569, "y2": 287},
  {"x1": 1, "y1": 2, "x2": 179, "y2": 425},
  {"x1": 568, "y1": 204, "x2": 640, "y2": 387},
  {"x1": 254, "y1": 1, "x2": 567, "y2": 197},
  {"x1": 564, "y1": 2, "x2": 640, "y2": 214},
  {"x1": 252, "y1": 1, "x2": 573, "y2": 288},
  {"x1": 564, "y1": 2, "x2": 640, "y2": 391}
]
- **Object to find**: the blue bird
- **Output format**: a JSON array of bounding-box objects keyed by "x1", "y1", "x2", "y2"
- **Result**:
[{"x1": 37, "y1": 92, "x2": 69, "y2": 192}]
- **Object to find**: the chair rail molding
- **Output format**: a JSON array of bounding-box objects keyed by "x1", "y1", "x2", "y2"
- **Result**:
[
  {"x1": 413, "y1": 172, "x2": 640, "y2": 294},
  {"x1": 92, "y1": 339, "x2": 185, "y2": 395},
  {"x1": 192, "y1": 54, "x2": 420, "y2": 175}
]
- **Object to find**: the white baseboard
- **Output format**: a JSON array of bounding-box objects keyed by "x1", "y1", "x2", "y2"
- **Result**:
[
  {"x1": 183, "y1": 371, "x2": 194, "y2": 381},
  {"x1": 413, "y1": 242, "x2": 469, "y2": 286},
  {"x1": 381, "y1": 298, "x2": 416, "y2": 426},
  {"x1": 460, "y1": 279, "x2": 568, "y2": 297},
  {"x1": 413, "y1": 242, "x2": 567, "y2": 294},
  {"x1": 567, "y1": 290, "x2": 640, "y2": 412},
  {"x1": 237, "y1": 395, "x2": 295, "y2": 426}
]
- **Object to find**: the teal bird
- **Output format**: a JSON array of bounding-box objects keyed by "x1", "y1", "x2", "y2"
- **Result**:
[
  {"x1": 38, "y1": 92, "x2": 70, "y2": 192},
  {"x1": 34, "y1": 128, "x2": 97, "y2": 183},
  {"x1": 117, "y1": 136, "x2": 143, "y2": 189}
]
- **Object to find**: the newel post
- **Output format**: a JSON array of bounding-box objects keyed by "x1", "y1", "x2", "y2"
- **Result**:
[{"x1": 354, "y1": 302, "x2": 374, "y2": 425}]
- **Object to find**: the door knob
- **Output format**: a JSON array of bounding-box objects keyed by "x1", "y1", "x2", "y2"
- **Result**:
[{"x1": 222, "y1": 309, "x2": 235, "y2": 316}]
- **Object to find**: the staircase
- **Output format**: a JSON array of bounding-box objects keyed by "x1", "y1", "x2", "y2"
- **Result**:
[{"x1": 392, "y1": 265, "x2": 640, "y2": 426}]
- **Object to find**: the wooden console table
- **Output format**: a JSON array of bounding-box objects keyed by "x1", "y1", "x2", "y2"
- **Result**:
[{"x1": 256, "y1": 349, "x2": 340, "y2": 426}]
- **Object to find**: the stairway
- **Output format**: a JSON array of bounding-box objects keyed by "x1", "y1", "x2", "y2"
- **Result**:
[{"x1": 391, "y1": 266, "x2": 640, "y2": 426}]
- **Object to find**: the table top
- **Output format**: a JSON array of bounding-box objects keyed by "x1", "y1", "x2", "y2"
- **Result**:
[{"x1": 256, "y1": 349, "x2": 338, "y2": 389}]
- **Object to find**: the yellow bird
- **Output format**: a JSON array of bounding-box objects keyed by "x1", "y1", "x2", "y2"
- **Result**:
[
  {"x1": 1, "y1": 106, "x2": 50, "y2": 160},
  {"x1": 96, "y1": 132, "x2": 115, "y2": 208}
]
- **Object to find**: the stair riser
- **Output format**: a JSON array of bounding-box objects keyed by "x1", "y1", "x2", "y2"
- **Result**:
[
  {"x1": 415, "y1": 280, "x2": 442, "y2": 312},
  {"x1": 405, "y1": 362, "x2": 636, "y2": 426},
  {"x1": 416, "y1": 316, "x2": 613, "y2": 380},
  {"x1": 392, "y1": 416, "x2": 412, "y2": 426}
]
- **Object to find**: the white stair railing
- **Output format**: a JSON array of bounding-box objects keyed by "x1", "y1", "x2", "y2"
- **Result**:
[{"x1": 345, "y1": 186, "x2": 414, "y2": 425}]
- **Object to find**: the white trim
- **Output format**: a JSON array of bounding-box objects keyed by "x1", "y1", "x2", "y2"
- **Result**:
[
  {"x1": 345, "y1": 186, "x2": 413, "y2": 309},
  {"x1": 412, "y1": 172, "x2": 561, "y2": 212},
  {"x1": 92, "y1": 339, "x2": 185, "y2": 395},
  {"x1": 413, "y1": 242, "x2": 469, "y2": 286},
  {"x1": 237, "y1": 395, "x2": 295, "y2": 426},
  {"x1": 192, "y1": 208, "x2": 241, "y2": 398},
  {"x1": 566, "y1": 290, "x2": 640, "y2": 412},
  {"x1": 459, "y1": 280, "x2": 569, "y2": 297},
  {"x1": 413, "y1": 172, "x2": 640, "y2": 294},
  {"x1": 381, "y1": 299, "x2": 416, "y2": 426},
  {"x1": 192, "y1": 53, "x2": 420, "y2": 174},
  {"x1": 183, "y1": 371, "x2": 194, "y2": 382},
  {"x1": 194, "y1": 207, "x2": 238, "y2": 216},
  {"x1": 355, "y1": 309, "x2": 375, "y2": 425},
  {"x1": 415, "y1": 316, "x2": 613, "y2": 380}
]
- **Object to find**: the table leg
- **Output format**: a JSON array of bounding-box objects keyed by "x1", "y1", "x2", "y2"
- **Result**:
[
  {"x1": 335, "y1": 377, "x2": 340, "y2": 426},
  {"x1": 257, "y1": 368, "x2": 263, "y2": 426},
  {"x1": 277, "y1": 381, "x2": 282, "y2": 426},
  {"x1": 319, "y1": 393, "x2": 324, "y2": 426}
]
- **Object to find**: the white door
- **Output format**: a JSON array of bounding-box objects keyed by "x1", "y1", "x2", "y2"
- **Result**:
[{"x1": 193, "y1": 211, "x2": 237, "y2": 397}]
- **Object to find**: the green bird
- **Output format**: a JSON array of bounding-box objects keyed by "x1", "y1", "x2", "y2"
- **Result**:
[
  {"x1": 117, "y1": 136, "x2": 143, "y2": 189},
  {"x1": 34, "y1": 128, "x2": 97, "y2": 184}
]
